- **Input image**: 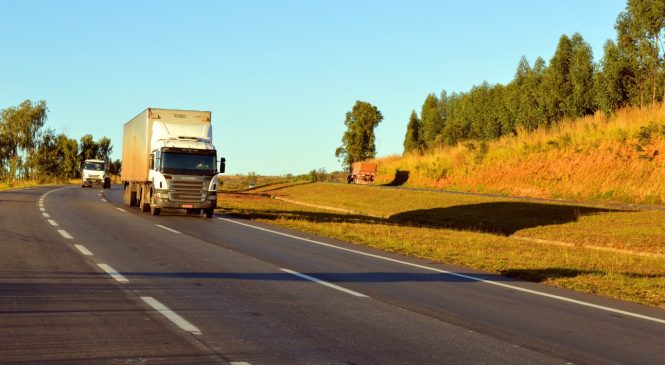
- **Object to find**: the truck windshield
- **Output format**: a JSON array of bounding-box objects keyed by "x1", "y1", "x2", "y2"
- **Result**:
[
  {"x1": 84, "y1": 162, "x2": 105, "y2": 171},
  {"x1": 161, "y1": 151, "x2": 216, "y2": 175}
]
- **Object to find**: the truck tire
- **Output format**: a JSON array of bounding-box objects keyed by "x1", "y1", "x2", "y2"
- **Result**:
[
  {"x1": 150, "y1": 205, "x2": 161, "y2": 216},
  {"x1": 127, "y1": 182, "x2": 138, "y2": 207},
  {"x1": 139, "y1": 188, "x2": 150, "y2": 212},
  {"x1": 203, "y1": 209, "x2": 214, "y2": 218}
]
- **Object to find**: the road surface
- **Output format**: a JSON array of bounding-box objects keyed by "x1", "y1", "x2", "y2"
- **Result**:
[{"x1": 1, "y1": 185, "x2": 663, "y2": 364}]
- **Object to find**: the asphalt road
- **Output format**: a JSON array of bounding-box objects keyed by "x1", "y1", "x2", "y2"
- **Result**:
[{"x1": 1, "y1": 185, "x2": 664, "y2": 364}]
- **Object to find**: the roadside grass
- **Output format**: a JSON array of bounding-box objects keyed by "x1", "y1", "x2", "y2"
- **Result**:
[
  {"x1": 0, "y1": 179, "x2": 60, "y2": 191},
  {"x1": 373, "y1": 106, "x2": 665, "y2": 205},
  {"x1": 257, "y1": 182, "x2": 665, "y2": 255},
  {"x1": 217, "y1": 184, "x2": 665, "y2": 308}
]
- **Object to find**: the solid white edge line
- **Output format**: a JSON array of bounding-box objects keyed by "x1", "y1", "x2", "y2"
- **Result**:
[
  {"x1": 57, "y1": 229, "x2": 73, "y2": 239},
  {"x1": 140, "y1": 296, "x2": 202, "y2": 335},
  {"x1": 47, "y1": 219, "x2": 59, "y2": 227},
  {"x1": 281, "y1": 268, "x2": 368, "y2": 298},
  {"x1": 156, "y1": 224, "x2": 180, "y2": 234},
  {"x1": 74, "y1": 244, "x2": 94, "y2": 256},
  {"x1": 97, "y1": 263, "x2": 128, "y2": 283},
  {"x1": 116, "y1": 207, "x2": 126, "y2": 212},
  {"x1": 219, "y1": 217, "x2": 665, "y2": 325}
]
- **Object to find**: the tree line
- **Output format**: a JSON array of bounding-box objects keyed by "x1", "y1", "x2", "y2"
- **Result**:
[
  {"x1": 404, "y1": 0, "x2": 665, "y2": 153},
  {"x1": 0, "y1": 99, "x2": 119, "y2": 183}
]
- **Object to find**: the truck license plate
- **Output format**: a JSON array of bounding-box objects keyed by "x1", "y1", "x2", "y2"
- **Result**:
[{"x1": 181, "y1": 204, "x2": 193, "y2": 208}]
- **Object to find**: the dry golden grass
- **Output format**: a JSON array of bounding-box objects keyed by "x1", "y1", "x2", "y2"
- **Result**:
[{"x1": 374, "y1": 106, "x2": 665, "y2": 205}]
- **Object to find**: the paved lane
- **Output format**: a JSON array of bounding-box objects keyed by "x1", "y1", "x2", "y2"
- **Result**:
[
  {"x1": 0, "y1": 186, "x2": 223, "y2": 364},
  {"x1": 2, "y1": 185, "x2": 664, "y2": 364}
]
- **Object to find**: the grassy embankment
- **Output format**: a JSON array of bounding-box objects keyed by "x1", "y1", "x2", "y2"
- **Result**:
[
  {"x1": 218, "y1": 183, "x2": 665, "y2": 308},
  {"x1": 374, "y1": 107, "x2": 665, "y2": 205}
]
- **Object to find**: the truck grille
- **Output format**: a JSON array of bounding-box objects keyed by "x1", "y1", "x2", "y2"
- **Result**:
[{"x1": 169, "y1": 180, "x2": 207, "y2": 202}]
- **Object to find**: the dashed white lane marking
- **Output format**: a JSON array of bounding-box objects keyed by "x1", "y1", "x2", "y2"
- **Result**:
[
  {"x1": 116, "y1": 208, "x2": 126, "y2": 212},
  {"x1": 97, "y1": 263, "x2": 128, "y2": 283},
  {"x1": 74, "y1": 244, "x2": 94, "y2": 256},
  {"x1": 47, "y1": 219, "x2": 59, "y2": 227},
  {"x1": 57, "y1": 229, "x2": 73, "y2": 239},
  {"x1": 42, "y1": 212, "x2": 50, "y2": 218},
  {"x1": 220, "y1": 218, "x2": 665, "y2": 325},
  {"x1": 281, "y1": 268, "x2": 368, "y2": 298},
  {"x1": 39, "y1": 207, "x2": 45, "y2": 212},
  {"x1": 230, "y1": 362, "x2": 252, "y2": 365},
  {"x1": 140, "y1": 296, "x2": 202, "y2": 335},
  {"x1": 101, "y1": 198, "x2": 107, "y2": 202},
  {"x1": 156, "y1": 224, "x2": 180, "y2": 234}
]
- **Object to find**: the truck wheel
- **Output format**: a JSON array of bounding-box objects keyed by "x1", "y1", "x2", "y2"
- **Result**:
[
  {"x1": 150, "y1": 206, "x2": 161, "y2": 216},
  {"x1": 203, "y1": 209, "x2": 214, "y2": 218}
]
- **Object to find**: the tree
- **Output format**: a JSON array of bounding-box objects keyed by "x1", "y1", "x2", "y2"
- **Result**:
[
  {"x1": 335, "y1": 100, "x2": 383, "y2": 170},
  {"x1": 543, "y1": 35, "x2": 574, "y2": 123},
  {"x1": 58, "y1": 134, "x2": 79, "y2": 178},
  {"x1": 403, "y1": 110, "x2": 422, "y2": 154},
  {"x1": 0, "y1": 100, "x2": 48, "y2": 181},
  {"x1": 624, "y1": 0, "x2": 665, "y2": 103},
  {"x1": 109, "y1": 158, "x2": 122, "y2": 175},
  {"x1": 420, "y1": 94, "x2": 444, "y2": 146},
  {"x1": 595, "y1": 40, "x2": 634, "y2": 114},
  {"x1": 79, "y1": 134, "x2": 99, "y2": 166},
  {"x1": 31, "y1": 128, "x2": 60, "y2": 179},
  {"x1": 97, "y1": 136, "x2": 113, "y2": 163},
  {"x1": 569, "y1": 33, "x2": 596, "y2": 117},
  {"x1": 616, "y1": 8, "x2": 659, "y2": 106}
]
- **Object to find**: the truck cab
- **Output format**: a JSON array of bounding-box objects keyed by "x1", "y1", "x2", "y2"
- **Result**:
[
  {"x1": 148, "y1": 137, "x2": 224, "y2": 217},
  {"x1": 81, "y1": 159, "x2": 111, "y2": 189}
]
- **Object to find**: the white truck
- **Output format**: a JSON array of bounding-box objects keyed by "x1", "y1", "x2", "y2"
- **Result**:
[
  {"x1": 121, "y1": 108, "x2": 225, "y2": 218},
  {"x1": 81, "y1": 159, "x2": 111, "y2": 189}
]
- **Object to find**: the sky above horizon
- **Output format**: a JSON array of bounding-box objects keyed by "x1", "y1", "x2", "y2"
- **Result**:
[{"x1": 1, "y1": 0, "x2": 626, "y2": 175}]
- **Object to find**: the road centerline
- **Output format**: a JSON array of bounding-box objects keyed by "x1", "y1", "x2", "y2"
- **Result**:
[
  {"x1": 57, "y1": 229, "x2": 73, "y2": 240},
  {"x1": 156, "y1": 224, "x2": 181, "y2": 234},
  {"x1": 74, "y1": 244, "x2": 94, "y2": 256},
  {"x1": 97, "y1": 263, "x2": 129, "y2": 283},
  {"x1": 281, "y1": 268, "x2": 368, "y2": 298},
  {"x1": 140, "y1": 296, "x2": 202, "y2": 335}
]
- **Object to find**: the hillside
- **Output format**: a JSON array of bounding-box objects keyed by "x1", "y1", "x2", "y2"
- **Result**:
[{"x1": 375, "y1": 107, "x2": 665, "y2": 205}]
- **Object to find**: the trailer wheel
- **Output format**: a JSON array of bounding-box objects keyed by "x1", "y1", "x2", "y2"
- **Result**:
[
  {"x1": 203, "y1": 209, "x2": 214, "y2": 218},
  {"x1": 150, "y1": 206, "x2": 161, "y2": 216}
]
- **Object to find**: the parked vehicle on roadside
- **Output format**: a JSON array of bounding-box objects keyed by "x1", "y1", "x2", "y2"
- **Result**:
[
  {"x1": 81, "y1": 159, "x2": 111, "y2": 189},
  {"x1": 347, "y1": 162, "x2": 377, "y2": 184},
  {"x1": 121, "y1": 108, "x2": 225, "y2": 218}
]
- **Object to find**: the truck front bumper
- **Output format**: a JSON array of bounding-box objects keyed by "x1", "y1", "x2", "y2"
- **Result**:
[{"x1": 152, "y1": 191, "x2": 217, "y2": 210}]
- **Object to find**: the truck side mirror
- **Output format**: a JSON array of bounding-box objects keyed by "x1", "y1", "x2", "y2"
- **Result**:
[{"x1": 219, "y1": 157, "x2": 226, "y2": 174}]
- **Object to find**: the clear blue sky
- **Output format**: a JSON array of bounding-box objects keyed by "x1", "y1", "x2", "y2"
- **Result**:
[{"x1": 1, "y1": 0, "x2": 626, "y2": 175}]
